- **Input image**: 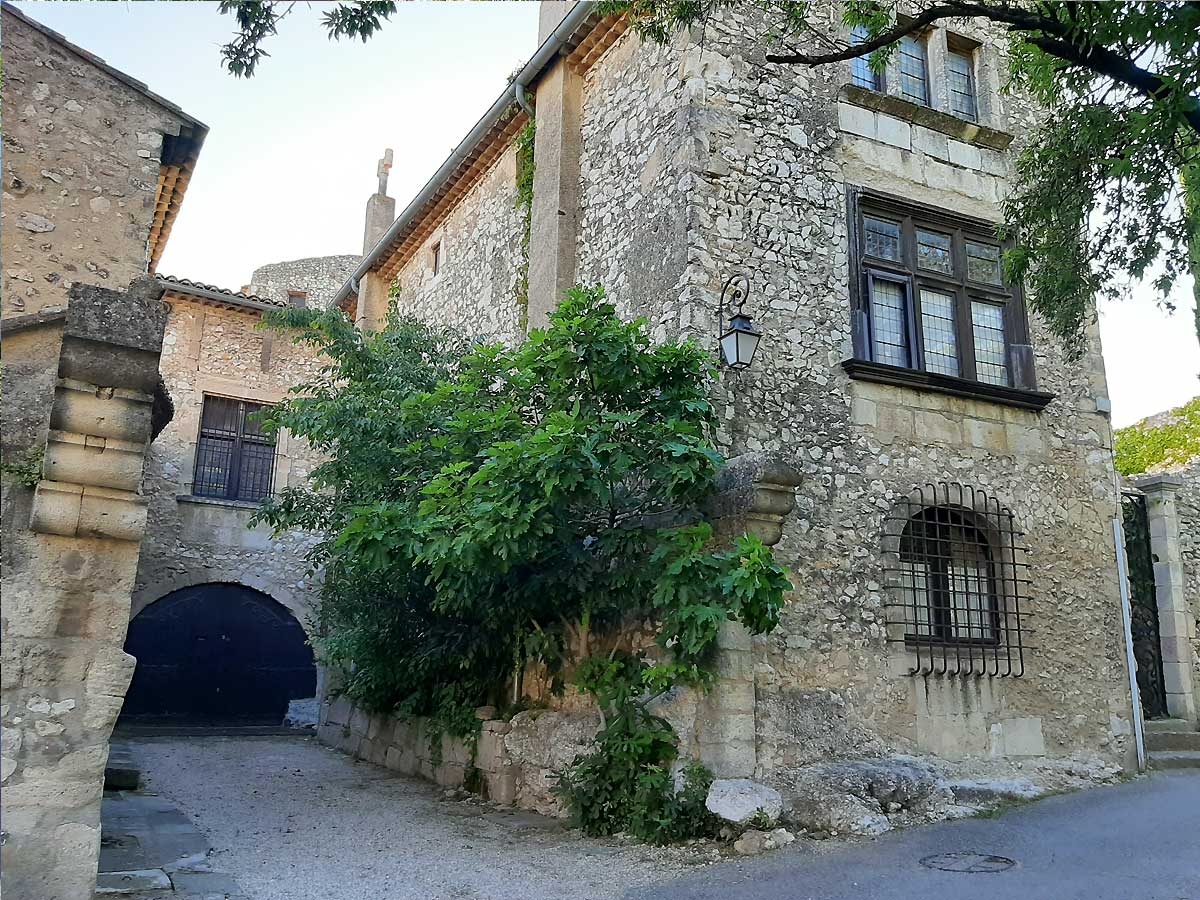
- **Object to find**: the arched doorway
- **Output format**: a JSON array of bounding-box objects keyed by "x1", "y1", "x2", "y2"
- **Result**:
[{"x1": 121, "y1": 583, "x2": 316, "y2": 726}]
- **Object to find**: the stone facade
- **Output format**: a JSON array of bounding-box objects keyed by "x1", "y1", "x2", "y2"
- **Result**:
[
  {"x1": 330, "y1": 2, "x2": 1139, "y2": 805},
  {"x1": 0, "y1": 4, "x2": 203, "y2": 322},
  {"x1": 1, "y1": 8, "x2": 206, "y2": 897},
  {"x1": 2, "y1": 280, "x2": 171, "y2": 900},
  {"x1": 131, "y1": 276, "x2": 332, "y2": 637},
  {"x1": 388, "y1": 146, "x2": 528, "y2": 342},
  {"x1": 244, "y1": 255, "x2": 360, "y2": 309}
]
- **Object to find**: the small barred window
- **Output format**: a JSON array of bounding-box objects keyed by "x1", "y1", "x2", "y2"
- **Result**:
[{"x1": 883, "y1": 484, "x2": 1029, "y2": 677}]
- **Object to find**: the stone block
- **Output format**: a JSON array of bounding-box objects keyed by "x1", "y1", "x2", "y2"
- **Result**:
[
  {"x1": 435, "y1": 763, "x2": 467, "y2": 788},
  {"x1": 43, "y1": 431, "x2": 146, "y2": 493},
  {"x1": 851, "y1": 397, "x2": 877, "y2": 427},
  {"x1": 875, "y1": 114, "x2": 912, "y2": 150},
  {"x1": 326, "y1": 695, "x2": 353, "y2": 727},
  {"x1": 49, "y1": 380, "x2": 153, "y2": 442},
  {"x1": 476, "y1": 730, "x2": 510, "y2": 773},
  {"x1": 947, "y1": 139, "x2": 982, "y2": 169},
  {"x1": 349, "y1": 707, "x2": 370, "y2": 737},
  {"x1": 837, "y1": 102, "x2": 875, "y2": 139},
  {"x1": 914, "y1": 410, "x2": 962, "y2": 445},
  {"x1": 485, "y1": 768, "x2": 518, "y2": 805},
  {"x1": 989, "y1": 716, "x2": 1046, "y2": 758},
  {"x1": 911, "y1": 126, "x2": 950, "y2": 160},
  {"x1": 965, "y1": 419, "x2": 1008, "y2": 452},
  {"x1": 1006, "y1": 423, "x2": 1046, "y2": 455}
]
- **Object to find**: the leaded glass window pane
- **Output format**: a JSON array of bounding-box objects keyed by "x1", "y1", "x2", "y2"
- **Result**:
[
  {"x1": 898, "y1": 35, "x2": 929, "y2": 105},
  {"x1": 948, "y1": 50, "x2": 978, "y2": 121},
  {"x1": 916, "y1": 229, "x2": 953, "y2": 274},
  {"x1": 850, "y1": 25, "x2": 882, "y2": 90},
  {"x1": 864, "y1": 216, "x2": 901, "y2": 260},
  {"x1": 971, "y1": 301, "x2": 1009, "y2": 385},
  {"x1": 919, "y1": 289, "x2": 959, "y2": 376},
  {"x1": 869, "y1": 277, "x2": 910, "y2": 367},
  {"x1": 966, "y1": 241, "x2": 1003, "y2": 284}
]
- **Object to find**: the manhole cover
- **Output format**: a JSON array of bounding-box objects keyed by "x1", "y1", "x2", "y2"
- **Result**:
[{"x1": 920, "y1": 851, "x2": 1015, "y2": 873}]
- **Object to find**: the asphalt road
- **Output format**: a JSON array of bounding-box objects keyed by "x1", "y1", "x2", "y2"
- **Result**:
[{"x1": 632, "y1": 770, "x2": 1200, "y2": 900}]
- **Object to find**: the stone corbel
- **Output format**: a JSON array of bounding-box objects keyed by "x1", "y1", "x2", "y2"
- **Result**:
[
  {"x1": 705, "y1": 452, "x2": 802, "y2": 546},
  {"x1": 29, "y1": 480, "x2": 148, "y2": 542}
]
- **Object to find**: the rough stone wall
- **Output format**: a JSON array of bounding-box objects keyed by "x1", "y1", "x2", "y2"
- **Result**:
[
  {"x1": 2, "y1": 280, "x2": 168, "y2": 900},
  {"x1": 1171, "y1": 459, "x2": 1200, "y2": 696},
  {"x1": 132, "y1": 295, "x2": 327, "y2": 631},
  {"x1": 246, "y1": 255, "x2": 360, "y2": 308},
  {"x1": 574, "y1": 27, "x2": 693, "y2": 333},
  {"x1": 667, "y1": 7, "x2": 1132, "y2": 781},
  {"x1": 0, "y1": 8, "x2": 188, "y2": 320},
  {"x1": 389, "y1": 145, "x2": 526, "y2": 343}
]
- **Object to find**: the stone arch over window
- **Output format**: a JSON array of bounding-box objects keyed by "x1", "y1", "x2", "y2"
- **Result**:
[{"x1": 881, "y1": 483, "x2": 1029, "y2": 678}]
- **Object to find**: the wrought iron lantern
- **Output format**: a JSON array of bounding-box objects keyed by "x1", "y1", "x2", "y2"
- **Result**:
[{"x1": 717, "y1": 273, "x2": 762, "y2": 370}]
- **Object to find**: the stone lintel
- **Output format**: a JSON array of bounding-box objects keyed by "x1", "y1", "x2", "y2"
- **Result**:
[{"x1": 1134, "y1": 473, "x2": 1185, "y2": 494}]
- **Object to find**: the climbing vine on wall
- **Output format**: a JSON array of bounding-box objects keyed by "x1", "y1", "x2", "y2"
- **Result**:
[
  {"x1": 514, "y1": 118, "x2": 536, "y2": 329},
  {"x1": 256, "y1": 286, "x2": 790, "y2": 843}
]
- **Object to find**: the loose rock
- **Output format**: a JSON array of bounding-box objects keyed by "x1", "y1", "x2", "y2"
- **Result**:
[{"x1": 705, "y1": 778, "x2": 784, "y2": 826}]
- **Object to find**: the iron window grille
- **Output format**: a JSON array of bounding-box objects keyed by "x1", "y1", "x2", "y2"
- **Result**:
[
  {"x1": 882, "y1": 483, "x2": 1031, "y2": 677},
  {"x1": 192, "y1": 395, "x2": 277, "y2": 503},
  {"x1": 849, "y1": 25, "x2": 884, "y2": 91},
  {"x1": 848, "y1": 190, "x2": 1036, "y2": 390},
  {"x1": 947, "y1": 49, "x2": 978, "y2": 121}
]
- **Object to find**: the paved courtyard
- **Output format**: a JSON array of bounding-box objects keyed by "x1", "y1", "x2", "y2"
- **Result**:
[{"x1": 125, "y1": 736, "x2": 1200, "y2": 900}]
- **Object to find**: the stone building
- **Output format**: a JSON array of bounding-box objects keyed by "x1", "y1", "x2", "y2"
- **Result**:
[
  {"x1": 322, "y1": 1, "x2": 1165, "y2": 818},
  {"x1": 122, "y1": 259, "x2": 356, "y2": 727},
  {"x1": 1, "y1": 3, "x2": 206, "y2": 896}
]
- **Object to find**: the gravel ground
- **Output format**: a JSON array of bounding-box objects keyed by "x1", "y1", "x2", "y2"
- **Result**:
[{"x1": 133, "y1": 735, "x2": 718, "y2": 900}]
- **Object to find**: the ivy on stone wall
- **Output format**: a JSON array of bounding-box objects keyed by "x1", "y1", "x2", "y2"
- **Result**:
[
  {"x1": 514, "y1": 119, "x2": 536, "y2": 330},
  {"x1": 1115, "y1": 396, "x2": 1200, "y2": 475}
]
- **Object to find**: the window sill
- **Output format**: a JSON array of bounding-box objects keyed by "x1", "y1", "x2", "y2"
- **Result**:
[
  {"x1": 840, "y1": 84, "x2": 1013, "y2": 152},
  {"x1": 176, "y1": 494, "x2": 264, "y2": 511},
  {"x1": 843, "y1": 359, "x2": 1055, "y2": 412}
]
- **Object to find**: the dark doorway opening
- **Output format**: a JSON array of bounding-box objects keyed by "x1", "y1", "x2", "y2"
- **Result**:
[
  {"x1": 120, "y1": 583, "x2": 316, "y2": 727},
  {"x1": 1122, "y1": 492, "x2": 1169, "y2": 719}
]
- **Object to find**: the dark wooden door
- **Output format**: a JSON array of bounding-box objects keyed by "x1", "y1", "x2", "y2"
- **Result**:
[{"x1": 121, "y1": 583, "x2": 316, "y2": 726}]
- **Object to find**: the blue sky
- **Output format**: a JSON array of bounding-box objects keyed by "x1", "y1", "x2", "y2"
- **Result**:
[{"x1": 14, "y1": 1, "x2": 1198, "y2": 427}]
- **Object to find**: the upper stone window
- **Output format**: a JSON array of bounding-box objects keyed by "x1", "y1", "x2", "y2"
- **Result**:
[
  {"x1": 897, "y1": 34, "x2": 930, "y2": 106},
  {"x1": 849, "y1": 25, "x2": 884, "y2": 91},
  {"x1": 287, "y1": 290, "x2": 308, "y2": 309},
  {"x1": 848, "y1": 192, "x2": 1035, "y2": 391},
  {"x1": 946, "y1": 34, "x2": 980, "y2": 122},
  {"x1": 192, "y1": 395, "x2": 277, "y2": 503}
]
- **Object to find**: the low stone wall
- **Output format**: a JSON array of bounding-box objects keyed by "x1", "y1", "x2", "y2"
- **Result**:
[{"x1": 316, "y1": 694, "x2": 605, "y2": 815}]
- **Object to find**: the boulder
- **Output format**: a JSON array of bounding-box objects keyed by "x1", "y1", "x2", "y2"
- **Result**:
[
  {"x1": 779, "y1": 757, "x2": 949, "y2": 836},
  {"x1": 732, "y1": 827, "x2": 796, "y2": 855},
  {"x1": 706, "y1": 778, "x2": 784, "y2": 826}
]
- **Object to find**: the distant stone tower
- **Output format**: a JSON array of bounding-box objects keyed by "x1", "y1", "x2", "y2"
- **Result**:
[{"x1": 244, "y1": 255, "x2": 360, "y2": 309}]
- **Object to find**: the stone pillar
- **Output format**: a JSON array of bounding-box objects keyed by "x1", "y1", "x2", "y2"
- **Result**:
[
  {"x1": 363, "y1": 149, "x2": 395, "y2": 255},
  {"x1": 1137, "y1": 474, "x2": 1198, "y2": 725},
  {"x1": 354, "y1": 269, "x2": 391, "y2": 333},
  {"x1": 527, "y1": 59, "x2": 583, "y2": 330},
  {"x1": 1, "y1": 278, "x2": 168, "y2": 900},
  {"x1": 696, "y1": 454, "x2": 801, "y2": 777}
]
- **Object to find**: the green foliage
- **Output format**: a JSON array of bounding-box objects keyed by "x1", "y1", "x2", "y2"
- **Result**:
[
  {"x1": 257, "y1": 287, "x2": 791, "y2": 782},
  {"x1": 1114, "y1": 397, "x2": 1200, "y2": 475},
  {"x1": 216, "y1": 1, "x2": 397, "y2": 77},
  {"x1": 0, "y1": 446, "x2": 43, "y2": 488},
  {"x1": 557, "y1": 652, "x2": 719, "y2": 843},
  {"x1": 514, "y1": 119, "x2": 536, "y2": 326}
]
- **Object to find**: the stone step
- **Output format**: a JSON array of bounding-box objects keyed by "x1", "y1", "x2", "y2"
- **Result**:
[
  {"x1": 1144, "y1": 718, "x2": 1193, "y2": 734},
  {"x1": 1147, "y1": 751, "x2": 1200, "y2": 770},
  {"x1": 1146, "y1": 730, "x2": 1200, "y2": 752}
]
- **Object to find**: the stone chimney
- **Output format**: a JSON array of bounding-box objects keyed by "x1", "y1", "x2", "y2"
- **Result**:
[{"x1": 363, "y1": 148, "x2": 395, "y2": 254}]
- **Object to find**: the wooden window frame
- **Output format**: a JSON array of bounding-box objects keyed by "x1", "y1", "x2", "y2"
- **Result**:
[{"x1": 845, "y1": 188, "x2": 1053, "y2": 410}]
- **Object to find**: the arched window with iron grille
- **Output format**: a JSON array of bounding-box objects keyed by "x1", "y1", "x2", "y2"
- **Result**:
[{"x1": 883, "y1": 484, "x2": 1029, "y2": 677}]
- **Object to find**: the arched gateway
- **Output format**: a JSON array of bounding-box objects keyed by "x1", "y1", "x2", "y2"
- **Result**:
[{"x1": 121, "y1": 583, "x2": 316, "y2": 726}]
